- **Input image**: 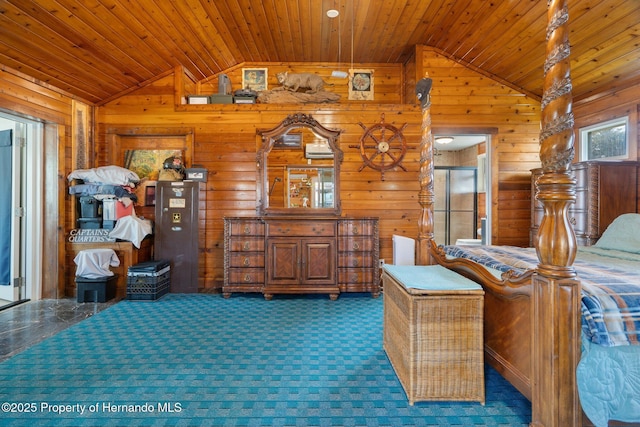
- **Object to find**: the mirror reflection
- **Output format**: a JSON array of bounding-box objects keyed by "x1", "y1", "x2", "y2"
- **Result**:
[
  {"x1": 257, "y1": 113, "x2": 342, "y2": 215},
  {"x1": 285, "y1": 167, "x2": 334, "y2": 208}
]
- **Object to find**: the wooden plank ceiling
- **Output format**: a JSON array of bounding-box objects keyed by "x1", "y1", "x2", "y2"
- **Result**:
[{"x1": 0, "y1": 0, "x2": 639, "y2": 104}]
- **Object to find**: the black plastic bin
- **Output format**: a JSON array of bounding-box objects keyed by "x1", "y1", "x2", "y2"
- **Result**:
[
  {"x1": 76, "y1": 275, "x2": 117, "y2": 303},
  {"x1": 127, "y1": 260, "x2": 171, "y2": 301}
]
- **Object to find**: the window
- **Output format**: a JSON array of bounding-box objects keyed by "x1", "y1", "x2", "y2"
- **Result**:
[{"x1": 579, "y1": 117, "x2": 629, "y2": 161}]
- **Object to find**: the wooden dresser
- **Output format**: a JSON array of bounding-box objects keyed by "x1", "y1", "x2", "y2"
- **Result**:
[
  {"x1": 531, "y1": 161, "x2": 639, "y2": 246},
  {"x1": 224, "y1": 216, "x2": 380, "y2": 299}
]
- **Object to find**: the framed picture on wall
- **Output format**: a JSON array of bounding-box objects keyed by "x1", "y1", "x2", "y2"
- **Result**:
[
  {"x1": 124, "y1": 149, "x2": 183, "y2": 206},
  {"x1": 349, "y1": 69, "x2": 374, "y2": 101},
  {"x1": 242, "y1": 68, "x2": 268, "y2": 91},
  {"x1": 273, "y1": 132, "x2": 302, "y2": 149}
]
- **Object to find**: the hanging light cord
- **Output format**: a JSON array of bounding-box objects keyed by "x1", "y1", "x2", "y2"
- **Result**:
[{"x1": 350, "y1": 0, "x2": 354, "y2": 71}]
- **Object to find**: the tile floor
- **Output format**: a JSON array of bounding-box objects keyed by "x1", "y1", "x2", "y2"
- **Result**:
[{"x1": 0, "y1": 298, "x2": 118, "y2": 362}]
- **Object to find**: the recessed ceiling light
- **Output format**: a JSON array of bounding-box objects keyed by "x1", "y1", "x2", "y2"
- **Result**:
[
  {"x1": 435, "y1": 136, "x2": 454, "y2": 144},
  {"x1": 327, "y1": 9, "x2": 339, "y2": 18}
]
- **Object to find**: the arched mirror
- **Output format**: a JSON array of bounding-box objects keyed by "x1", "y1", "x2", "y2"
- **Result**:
[{"x1": 257, "y1": 113, "x2": 343, "y2": 216}]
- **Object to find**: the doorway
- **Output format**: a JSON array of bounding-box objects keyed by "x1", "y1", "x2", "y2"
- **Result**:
[
  {"x1": 434, "y1": 166, "x2": 478, "y2": 245},
  {"x1": 433, "y1": 134, "x2": 491, "y2": 245},
  {"x1": 0, "y1": 113, "x2": 43, "y2": 306}
]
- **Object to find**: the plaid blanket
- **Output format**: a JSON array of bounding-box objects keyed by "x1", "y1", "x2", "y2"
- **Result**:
[{"x1": 444, "y1": 245, "x2": 640, "y2": 347}]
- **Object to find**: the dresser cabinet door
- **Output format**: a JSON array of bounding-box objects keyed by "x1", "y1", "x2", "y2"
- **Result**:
[
  {"x1": 266, "y1": 238, "x2": 335, "y2": 285},
  {"x1": 302, "y1": 239, "x2": 336, "y2": 284},
  {"x1": 267, "y1": 239, "x2": 299, "y2": 283}
]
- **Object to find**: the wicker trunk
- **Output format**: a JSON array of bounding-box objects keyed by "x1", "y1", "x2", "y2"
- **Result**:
[{"x1": 382, "y1": 265, "x2": 485, "y2": 405}]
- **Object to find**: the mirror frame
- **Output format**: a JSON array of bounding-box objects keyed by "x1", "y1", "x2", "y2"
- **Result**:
[{"x1": 257, "y1": 113, "x2": 343, "y2": 216}]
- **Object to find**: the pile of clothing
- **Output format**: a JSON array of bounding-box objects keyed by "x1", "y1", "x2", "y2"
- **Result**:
[
  {"x1": 68, "y1": 165, "x2": 152, "y2": 248},
  {"x1": 68, "y1": 165, "x2": 140, "y2": 205}
]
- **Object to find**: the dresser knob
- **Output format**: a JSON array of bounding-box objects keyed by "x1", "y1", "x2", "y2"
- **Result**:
[
  {"x1": 243, "y1": 257, "x2": 250, "y2": 266},
  {"x1": 353, "y1": 242, "x2": 360, "y2": 250},
  {"x1": 243, "y1": 241, "x2": 250, "y2": 250},
  {"x1": 352, "y1": 226, "x2": 359, "y2": 235},
  {"x1": 243, "y1": 274, "x2": 252, "y2": 282}
]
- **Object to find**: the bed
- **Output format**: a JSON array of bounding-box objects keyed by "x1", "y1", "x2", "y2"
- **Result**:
[
  {"x1": 412, "y1": 3, "x2": 638, "y2": 426},
  {"x1": 429, "y1": 214, "x2": 640, "y2": 427}
]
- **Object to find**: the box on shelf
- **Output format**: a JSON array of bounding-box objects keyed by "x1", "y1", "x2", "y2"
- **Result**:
[
  {"x1": 76, "y1": 275, "x2": 117, "y2": 303},
  {"x1": 79, "y1": 196, "x2": 100, "y2": 218},
  {"x1": 185, "y1": 167, "x2": 207, "y2": 182},
  {"x1": 233, "y1": 96, "x2": 256, "y2": 104},
  {"x1": 187, "y1": 95, "x2": 209, "y2": 105},
  {"x1": 210, "y1": 94, "x2": 233, "y2": 104},
  {"x1": 127, "y1": 260, "x2": 171, "y2": 301}
]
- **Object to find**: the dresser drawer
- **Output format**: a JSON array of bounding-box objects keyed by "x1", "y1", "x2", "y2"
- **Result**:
[
  {"x1": 339, "y1": 220, "x2": 376, "y2": 236},
  {"x1": 266, "y1": 220, "x2": 336, "y2": 237},
  {"x1": 569, "y1": 211, "x2": 588, "y2": 235},
  {"x1": 338, "y1": 236, "x2": 375, "y2": 252},
  {"x1": 338, "y1": 253, "x2": 375, "y2": 268},
  {"x1": 339, "y1": 268, "x2": 376, "y2": 284},
  {"x1": 229, "y1": 220, "x2": 264, "y2": 236},
  {"x1": 228, "y1": 268, "x2": 265, "y2": 285},
  {"x1": 573, "y1": 188, "x2": 590, "y2": 212},
  {"x1": 229, "y1": 237, "x2": 264, "y2": 252},
  {"x1": 229, "y1": 253, "x2": 265, "y2": 268}
]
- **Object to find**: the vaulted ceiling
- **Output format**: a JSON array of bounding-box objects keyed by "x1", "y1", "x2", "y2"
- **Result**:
[{"x1": 1, "y1": 0, "x2": 638, "y2": 105}]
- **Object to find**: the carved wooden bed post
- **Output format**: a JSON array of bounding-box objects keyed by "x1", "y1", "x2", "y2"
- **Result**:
[
  {"x1": 531, "y1": 1, "x2": 581, "y2": 425},
  {"x1": 415, "y1": 76, "x2": 434, "y2": 266}
]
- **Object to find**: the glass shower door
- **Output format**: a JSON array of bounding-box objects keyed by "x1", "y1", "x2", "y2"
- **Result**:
[{"x1": 434, "y1": 167, "x2": 477, "y2": 245}]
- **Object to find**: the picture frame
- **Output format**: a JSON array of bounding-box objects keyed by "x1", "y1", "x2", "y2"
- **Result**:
[
  {"x1": 349, "y1": 69, "x2": 374, "y2": 101},
  {"x1": 273, "y1": 132, "x2": 302, "y2": 149},
  {"x1": 124, "y1": 149, "x2": 184, "y2": 205},
  {"x1": 242, "y1": 68, "x2": 268, "y2": 91}
]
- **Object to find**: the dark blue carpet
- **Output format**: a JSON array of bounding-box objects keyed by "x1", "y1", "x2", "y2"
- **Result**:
[{"x1": 0, "y1": 293, "x2": 530, "y2": 426}]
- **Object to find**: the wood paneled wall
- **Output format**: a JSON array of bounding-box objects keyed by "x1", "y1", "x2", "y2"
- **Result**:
[
  {"x1": 96, "y1": 48, "x2": 542, "y2": 292},
  {"x1": 416, "y1": 46, "x2": 542, "y2": 246},
  {"x1": 97, "y1": 71, "x2": 424, "y2": 291},
  {"x1": 1, "y1": 49, "x2": 639, "y2": 298},
  {"x1": 0, "y1": 66, "x2": 74, "y2": 298}
]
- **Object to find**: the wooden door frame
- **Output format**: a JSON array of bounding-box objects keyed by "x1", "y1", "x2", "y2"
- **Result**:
[{"x1": 105, "y1": 127, "x2": 194, "y2": 168}]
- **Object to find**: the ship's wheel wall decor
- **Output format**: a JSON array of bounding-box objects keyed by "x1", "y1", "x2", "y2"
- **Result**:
[{"x1": 351, "y1": 113, "x2": 409, "y2": 180}]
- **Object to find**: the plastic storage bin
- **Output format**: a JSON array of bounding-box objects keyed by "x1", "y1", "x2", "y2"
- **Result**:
[
  {"x1": 76, "y1": 275, "x2": 117, "y2": 303},
  {"x1": 77, "y1": 218, "x2": 102, "y2": 229},
  {"x1": 79, "y1": 196, "x2": 100, "y2": 218},
  {"x1": 127, "y1": 260, "x2": 171, "y2": 301}
]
